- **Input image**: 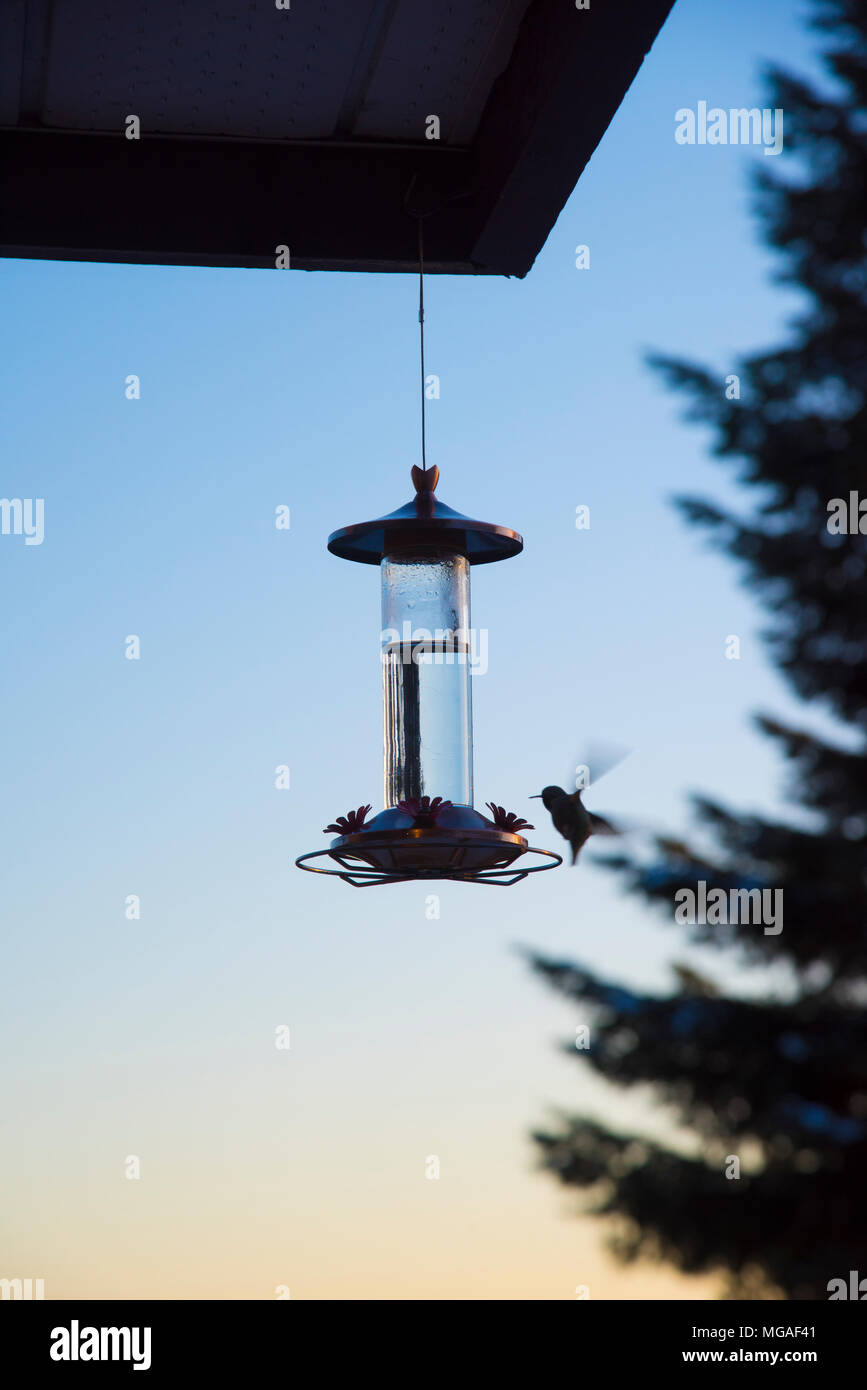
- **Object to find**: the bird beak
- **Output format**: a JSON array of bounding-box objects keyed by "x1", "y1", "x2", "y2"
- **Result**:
[{"x1": 529, "y1": 794, "x2": 541, "y2": 799}]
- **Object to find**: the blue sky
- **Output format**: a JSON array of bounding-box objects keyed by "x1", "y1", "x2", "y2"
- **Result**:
[{"x1": 0, "y1": 0, "x2": 837, "y2": 1299}]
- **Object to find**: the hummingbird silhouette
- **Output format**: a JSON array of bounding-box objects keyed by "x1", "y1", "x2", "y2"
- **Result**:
[{"x1": 530, "y1": 786, "x2": 620, "y2": 865}]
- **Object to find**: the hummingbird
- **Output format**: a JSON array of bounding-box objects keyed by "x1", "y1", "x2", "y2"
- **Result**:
[{"x1": 530, "y1": 786, "x2": 620, "y2": 865}]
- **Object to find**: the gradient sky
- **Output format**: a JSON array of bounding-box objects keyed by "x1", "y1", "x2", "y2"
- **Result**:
[{"x1": 1, "y1": 0, "x2": 834, "y2": 1298}]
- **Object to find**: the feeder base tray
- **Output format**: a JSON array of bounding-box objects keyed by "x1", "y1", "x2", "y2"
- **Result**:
[{"x1": 296, "y1": 825, "x2": 562, "y2": 887}]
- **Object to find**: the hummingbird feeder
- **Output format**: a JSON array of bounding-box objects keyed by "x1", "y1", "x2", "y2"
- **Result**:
[
  {"x1": 295, "y1": 464, "x2": 562, "y2": 887},
  {"x1": 294, "y1": 218, "x2": 562, "y2": 886}
]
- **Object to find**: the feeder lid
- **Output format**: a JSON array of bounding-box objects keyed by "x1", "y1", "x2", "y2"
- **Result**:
[{"x1": 327, "y1": 465, "x2": 523, "y2": 566}]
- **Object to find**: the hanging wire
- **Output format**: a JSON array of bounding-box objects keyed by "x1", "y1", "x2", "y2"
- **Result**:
[{"x1": 418, "y1": 216, "x2": 427, "y2": 473}]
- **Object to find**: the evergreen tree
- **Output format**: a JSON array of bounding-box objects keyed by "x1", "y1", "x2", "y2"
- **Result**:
[{"x1": 528, "y1": 0, "x2": 867, "y2": 1300}]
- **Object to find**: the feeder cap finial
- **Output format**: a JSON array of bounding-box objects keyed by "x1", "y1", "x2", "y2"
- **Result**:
[{"x1": 411, "y1": 464, "x2": 439, "y2": 494}]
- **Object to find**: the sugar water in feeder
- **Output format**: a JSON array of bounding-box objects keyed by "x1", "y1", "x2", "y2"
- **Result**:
[{"x1": 381, "y1": 549, "x2": 473, "y2": 808}]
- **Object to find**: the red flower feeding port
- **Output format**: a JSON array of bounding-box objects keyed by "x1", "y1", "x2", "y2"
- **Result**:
[{"x1": 295, "y1": 465, "x2": 562, "y2": 887}]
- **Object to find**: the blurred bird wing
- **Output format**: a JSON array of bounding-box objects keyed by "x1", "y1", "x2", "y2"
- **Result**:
[
  {"x1": 569, "y1": 740, "x2": 631, "y2": 791},
  {"x1": 589, "y1": 812, "x2": 619, "y2": 836}
]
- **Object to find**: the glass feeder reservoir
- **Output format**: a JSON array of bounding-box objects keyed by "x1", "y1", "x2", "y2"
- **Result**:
[
  {"x1": 381, "y1": 548, "x2": 473, "y2": 808},
  {"x1": 295, "y1": 465, "x2": 561, "y2": 885}
]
